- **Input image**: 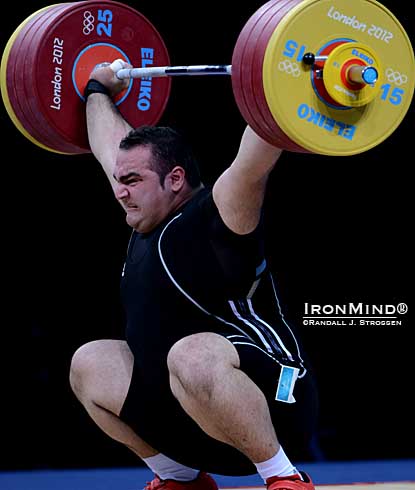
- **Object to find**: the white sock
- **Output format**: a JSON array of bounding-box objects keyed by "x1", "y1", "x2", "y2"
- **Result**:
[
  {"x1": 143, "y1": 453, "x2": 200, "y2": 481},
  {"x1": 254, "y1": 446, "x2": 300, "y2": 482}
]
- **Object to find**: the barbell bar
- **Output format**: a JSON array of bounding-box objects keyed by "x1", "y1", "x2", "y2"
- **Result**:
[
  {"x1": 113, "y1": 61, "x2": 379, "y2": 88},
  {"x1": 115, "y1": 65, "x2": 232, "y2": 78}
]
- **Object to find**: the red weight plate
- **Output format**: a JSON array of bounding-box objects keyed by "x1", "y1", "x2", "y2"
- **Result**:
[
  {"x1": 239, "y1": 0, "x2": 298, "y2": 148},
  {"x1": 5, "y1": 5, "x2": 68, "y2": 152},
  {"x1": 20, "y1": 3, "x2": 91, "y2": 153},
  {"x1": 231, "y1": 0, "x2": 280, "y2": 143},
  {"x1": 34, "y1": 0, "x2": 171, "y2": 152},
  {"x1": 15, "y1": 4, "x2": 84, "y2": 153},
  {"x1": 243, "y1": 0, "x2": 303, "y2": 149},
  {"x1": 249, "y1": 0, "x2": 309, "y2": 151}
]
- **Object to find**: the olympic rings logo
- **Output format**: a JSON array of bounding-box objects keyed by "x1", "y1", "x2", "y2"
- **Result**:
[
  {"x1": 83, "y1": 11, "x2": 95, "y2": 35},
  {"x1": 385, "y1": 68, "x2": 408, "y2": 86},
  {"x1": 278, "y1": 60, "x2": 301, "y2": 78}
]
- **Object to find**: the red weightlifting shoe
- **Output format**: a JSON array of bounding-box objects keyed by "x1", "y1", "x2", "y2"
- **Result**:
[
  {"x1": 145, "y1": 472, "x2": 218, "y2": 490},
  {"x1": 266, "y1": 472, "x2": 315, "y2": 490}
]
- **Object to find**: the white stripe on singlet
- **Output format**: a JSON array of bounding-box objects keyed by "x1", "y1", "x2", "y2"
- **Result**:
[
  {"x1": 246, "y1": 297, "x2": 294, "y2": 360},
  {"x1": 229, "y1": 282, "x2": 306, "y2": 374},
  {"x1": 230, "y1": 341, "x2": 282, "y2": 364},
  {"x1": 269, "y1": 273, "x2": 307, "y2": 377},
  {"x1": 228, "y1": 300, "x2": 274, "y2": 354}
]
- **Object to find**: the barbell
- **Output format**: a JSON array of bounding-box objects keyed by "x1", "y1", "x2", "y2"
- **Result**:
[{"x1": 1, "y1": 0, "x2": 414, "y2": 156}]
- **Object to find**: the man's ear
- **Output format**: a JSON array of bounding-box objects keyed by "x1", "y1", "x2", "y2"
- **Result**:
[{"x1": 168, "y1": 166, "x2": 186, "y2": 191}]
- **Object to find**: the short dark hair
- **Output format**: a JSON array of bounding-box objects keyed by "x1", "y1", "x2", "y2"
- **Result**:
[{"x1": 119, "y1": 126, "x2": 202, "y2": 188}]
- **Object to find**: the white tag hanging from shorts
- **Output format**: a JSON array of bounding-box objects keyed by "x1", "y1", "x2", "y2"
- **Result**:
[{"x1": 275, "y1": 365, "x2": 300, "y2": 404}]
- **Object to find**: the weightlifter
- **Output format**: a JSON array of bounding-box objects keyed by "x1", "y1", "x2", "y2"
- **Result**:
[{"x1": 69, "y1": 59, "x2": 319, "y2": 490}]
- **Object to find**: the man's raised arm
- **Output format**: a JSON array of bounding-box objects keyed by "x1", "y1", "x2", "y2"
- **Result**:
[
  {"x1": 212, "y1": 125, "x2": 283, "y2": 235},
  {"x1": 85, "y1": 62, "x2": 133, "y2": 190}
]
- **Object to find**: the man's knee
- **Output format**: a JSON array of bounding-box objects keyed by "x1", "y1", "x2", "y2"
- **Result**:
[
  {"x1": 69, "y1": 339, "x2": 133, "y2": 415},
  {"x1": 167, "y1": 333, "x2": 239, "y2": 393},
  {"x1": 69, "y1": 340, "x2": 103, "y2": 400}
]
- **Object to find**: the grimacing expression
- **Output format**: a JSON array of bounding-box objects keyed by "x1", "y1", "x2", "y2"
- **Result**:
[{"x1": 113, "y1": 145, "x2": 177, "y2": 233}]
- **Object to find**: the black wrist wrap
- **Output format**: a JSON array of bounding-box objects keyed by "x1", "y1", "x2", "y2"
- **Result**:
[{"x1": 84, "y1": 79, "x2": 110, "y2": 100}]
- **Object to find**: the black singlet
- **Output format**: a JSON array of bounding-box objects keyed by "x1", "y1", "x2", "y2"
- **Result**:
[{"x1": 120, "y1": 187, "x2": 305, "y2": 380}]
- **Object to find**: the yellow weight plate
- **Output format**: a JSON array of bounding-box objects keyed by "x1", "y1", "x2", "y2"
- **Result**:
[
  {"x1": 262, "y1": 0, "x2": 415, "y2": 156},
  {"x1": 0, "y1": 5, "x2": 70, "y2": 154}
]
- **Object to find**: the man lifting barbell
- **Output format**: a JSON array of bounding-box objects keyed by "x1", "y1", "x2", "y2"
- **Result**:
[
  {"x1": 68, "y1": 58, "x2": 319, "y2": 490},
  {"x1": 2, "y1": 0, "x2": 413, "y2": 487}
]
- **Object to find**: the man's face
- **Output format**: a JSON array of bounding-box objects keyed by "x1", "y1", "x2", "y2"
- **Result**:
[{"x1": 113, "y1": 145, "x2": 173, "y2": 233}]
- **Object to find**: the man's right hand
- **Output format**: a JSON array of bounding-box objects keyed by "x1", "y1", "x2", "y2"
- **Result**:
[{"x1": 89, "y1": 59, "x2": 132, "y2": 98}]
